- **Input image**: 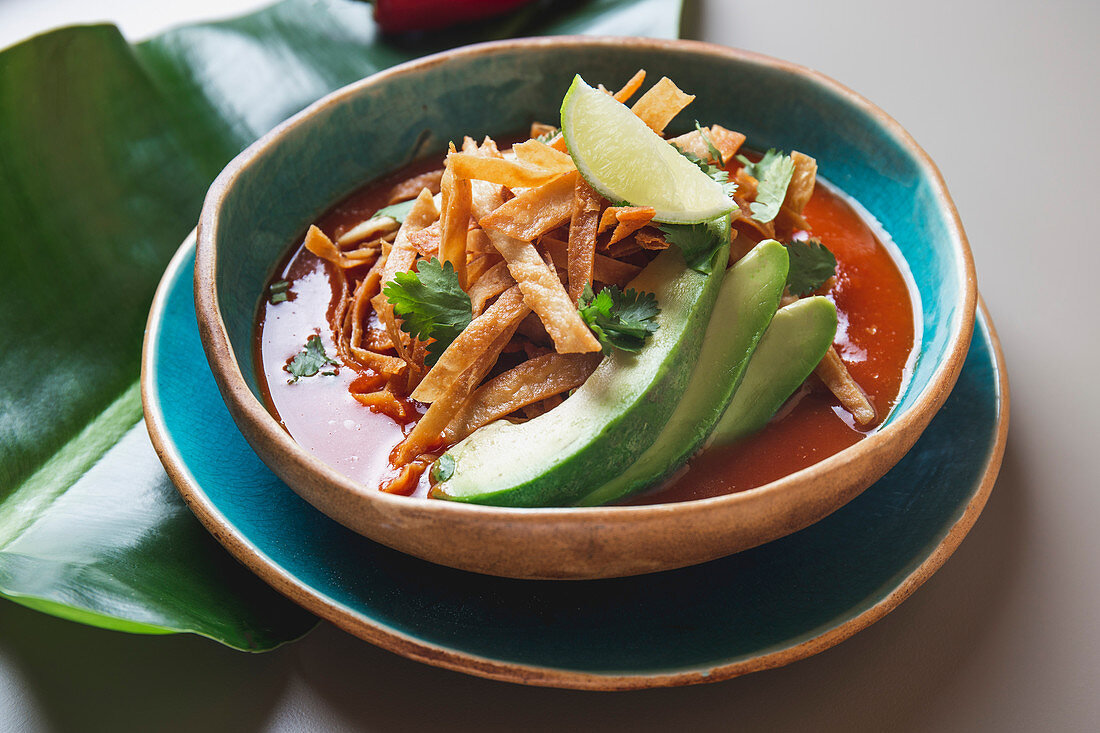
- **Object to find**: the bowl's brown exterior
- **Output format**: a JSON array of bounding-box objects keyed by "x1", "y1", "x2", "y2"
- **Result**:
[{"x1": 194, "y1": 37, "x2": 976, "y2": 580}]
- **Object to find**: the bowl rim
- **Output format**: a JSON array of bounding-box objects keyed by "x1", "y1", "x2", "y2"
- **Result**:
[{"x1": 195, "y1": 35, "x2": 977, "y2": 523}]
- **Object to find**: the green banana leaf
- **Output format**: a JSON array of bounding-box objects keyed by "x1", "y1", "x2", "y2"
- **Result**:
[{"x1": 0, "y1": 0, "x2": 683, "y2": 650}]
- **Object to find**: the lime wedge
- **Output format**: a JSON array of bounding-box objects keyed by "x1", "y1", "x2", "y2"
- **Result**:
[{"x1": 560, "y1": 75, "x2": 734, "y2": 225}]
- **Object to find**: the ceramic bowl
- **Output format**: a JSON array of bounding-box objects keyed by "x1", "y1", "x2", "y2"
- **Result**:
[{"x1": 195, "y1": 37, "x2": 976, "y2": 580}]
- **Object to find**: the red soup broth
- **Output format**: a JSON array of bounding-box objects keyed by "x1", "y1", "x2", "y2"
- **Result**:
[{"x1": 256, "y1": 173, "x2": 917, "y2": 504}]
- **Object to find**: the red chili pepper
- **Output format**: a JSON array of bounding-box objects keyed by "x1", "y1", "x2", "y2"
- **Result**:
[{"x1": 372, "y1": 0, "x2": 536, "y2": 34}]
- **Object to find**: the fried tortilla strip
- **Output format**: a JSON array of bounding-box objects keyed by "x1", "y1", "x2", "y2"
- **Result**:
[
  {"x1": 406, "y1": 221, "x2": 441, "y2": 256},
  {"x1": 524, "y1": 393, "x2": 563, "y2": 419},
  {"x1": 511, "y1": 139, "x2": 576, "y2": 173},
  {"x1": 385, "y1": 169, "x2": 444, "y2": 205},
  {"x1": 734, "y1": 167, "x2": 758, "y2": 200},
  {"x1": 598, "y1": 206, "x2": 650, "y2": 233},
  {"x1": 336, "y1": 216, "x2": 399, "y2": 246},
  {"x1": 471, "y1": 182, "x2": 507, "y2": 221},
  {"x1": 443, "y1": 352, "x2": 601, "y2": 442},
  {"x1": 465, "y1": 251, "x2": 503, "y2": 285},
  {"x1": 540, "y1": 236, "x2": 641, "y2": 286},
  {"x1": 353, "y1": 387, "x2": 410, "y2": 421},
  {"x1": 347, "y1": 258, "x2": 406, "y2": 375},
  {"x1": 631, "y1": 77, "x2": 695, "y2": 135},
  {"x1": 613, "y1": 69, "x2": 646, "y2": 103},
  {"x1": 787, "y1": 152, "x2": 819, "y2": 210},
  {"x1": 669, "y1": 130, "x2": 711, "y2": 162},
  {"x1": 459, "y1": 140, "x2": 508, "y2": 220},
  {"x1": 777, "y1": 151, "x2": 818, "y2": 231},
  {"x1": 370, "y1": 189, "x2": 439, "y2": 362},
  {"x1": 708, "y1": 125, "x2": 747, "y2": 163},
  {"x1": 364, "y1": 325, "x2": 395, "y2": 352},
  {"x1": 466, "y1": 227, "x2": 493, "y2": 255},
  {"x1": 405, "y1": 336, "x2": 432, "y2": 392},
  {"x1": 478, "y1": 136, "x2": 503, "y2": 158},
  {"x1": 501, "y1": 334, "x2": 528, "y2": 353},
  {"x1": 380, "y1": 459, "x2": 433, "y2": 496},
  {"x1": 597, "y1": 208, "x2": 619, "y2": 235},
  {"x1": 439, "y1": 148, "x2": 472, "y2": 287},
  {"x1": 484, "y1": 228, "x2": 601, "y2": 353},
  {"x1": 411, "y1": 286, "x2": 529, "y2": 403},
  {"x1": 516, "y1": 312, "x2": 552, "y2": 345},
  {"x1": 449, "y1": 154, "x2": 561, "y2": 189},
  {"x1": 395, "y1": 314, "x2": 524, "y2": 464},
  {"x1": 566, "y1": 177, "x2": 601, "y2": 301},
  {"x1": 522, "y1": 338, "x2": 553, "y2": 359},
  {"x1": 530, "y1": 122, "x2": 557, "y2": 139},
  {"x1": 634, "y1": 227, "x2": 670, "y2": 251},
  {"x1": 669, "y1": 124, "x2": 746, "y2": 165},
  {"x1": 733, "y1": 190, "x2": 776, "y2": 240},
  {"x1": 479, "y1": 172, "x2": 577, "y2": 241},
  {"x1": 331, "y1": 267, "x2": 351, "y2": 358},
  {"x1": 594, "y1": 256, "x2": 641, "y2": 284},
  {"x1": 304, "y1": 225, "x2": 380, "y2": 269},
  {"x1": 467, "y1": 260, "x2": 516, "y2": 316},
  {"x1": 815, "y1": 346, "x2": 876, "y2": 426},
  {"x1": 605, "y1": 237, "x2": 644, "y2": 258},
  {"x1": 597, "y1": 206, "x2": 656, "y2": 244}
]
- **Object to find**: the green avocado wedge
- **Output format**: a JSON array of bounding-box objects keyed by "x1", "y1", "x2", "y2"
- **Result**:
[
  {"x1": 710, "y1": 295, "x2": 839, "y2": 446},
  {"x1": 575, "y1": 240, "x2": 790, "y2": 506},
  {"x1": 433, "y1": 243, "x2": 729, "y2": 507}
]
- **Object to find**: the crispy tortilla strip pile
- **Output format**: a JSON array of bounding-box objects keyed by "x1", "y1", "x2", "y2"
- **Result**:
[{"x1": 304, "y1": 68, "x2": 876, "y2": 492}]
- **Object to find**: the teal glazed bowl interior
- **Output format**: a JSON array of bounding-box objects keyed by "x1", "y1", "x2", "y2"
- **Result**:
[{"x1": 196, "y1": 37, "x2": 976, "y2": 580}]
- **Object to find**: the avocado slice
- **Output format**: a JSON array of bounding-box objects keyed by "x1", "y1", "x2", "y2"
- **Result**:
[
  {"x1": 709, "y1": 295, "x2": 838, "y2": 446},
  {"x1": 432, "y1": 243, "x2": 729, "y2": 507},
  {"x1": 574, "y1": 239, "x2": 789, "y2": 506}
]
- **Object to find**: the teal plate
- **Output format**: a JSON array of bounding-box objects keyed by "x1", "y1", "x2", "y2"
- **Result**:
[{"x1": 143, "y1": 234, "x2": 1007, "y2": 690}]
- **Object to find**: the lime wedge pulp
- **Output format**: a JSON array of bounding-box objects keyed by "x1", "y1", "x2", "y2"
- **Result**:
[{"x1": 560, "y1": 75, "x2": 734, "y2": 225}]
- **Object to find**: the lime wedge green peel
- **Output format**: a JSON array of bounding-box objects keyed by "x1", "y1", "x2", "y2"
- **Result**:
[{"x1": 560, "y1": 75, "x2": 735, "y2": 225}]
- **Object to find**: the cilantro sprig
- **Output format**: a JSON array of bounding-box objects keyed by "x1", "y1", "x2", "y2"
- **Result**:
[
  {"x1": 577, "y1": 284, "x2": 661, "y2": 355},
  {"x1": 371, "y1": 199, "x2": 416, "y2": 224},
  {"x1": 285, "y1": 335, "x2": 339, "y2": 383},
  {"x1": 657, "y1": 216, "x2": 731, "y2": 274},
  {"x1": 383, "y1": 257, "x2": 473, "y2": 365},
  {"x1": 736, "y1": 149, "x2": 794, "y2": 224},
  {"x1": 785, "y1": 240, "x2": 837, "y2": 296},
  {"x1": 694, "y1": 120, "x2": 723, "y2": 165},
  {"x1": 654, "y1": 144, "x2": 737, "y2": 273},
  {"x1": 677, "y1": 144, "x2": 737, "y2": 200},
  {"x1": 534, "y1": 127, "x2": 560, "y2": 144}
]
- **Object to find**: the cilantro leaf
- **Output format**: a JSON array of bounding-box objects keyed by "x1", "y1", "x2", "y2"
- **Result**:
[
  {"x1": 785, "y1": 240, "x2": 837, "y2": 296},
  {"x1": 736, "y1": 148, "x2": 794, "y2": 224},
  {"x1": 695, "y1": 120, "x2": 723, "y2": 164},
  {"x1": 285, "y1": 335, "x2": 339, "y2": 383},
  {"x1": 577, "y1": 284, "x2": 661, "y2": 355},
  {"x1": 676, "y1": 145, "x2": 737, "y2": 200},
  {"x1": 371, "y1": 199, "x2": 416, "y2": 223},
  {"x1": 653, "y1": 143, "x2": 737, "y2": 273},
  {"x1": 534, "y1": 127, "x2": 560, "y2": 144},
  {"x1": 657, "y1": 214, "x2": 731, "y2": 274},
  {"x1": 383, "y1": 257, "x2": 473, "y2": 365}
]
